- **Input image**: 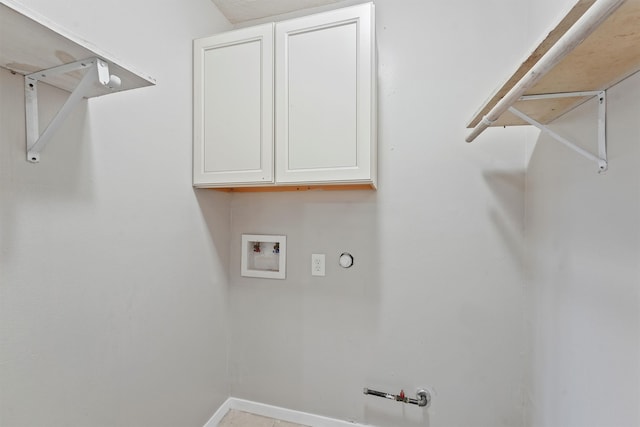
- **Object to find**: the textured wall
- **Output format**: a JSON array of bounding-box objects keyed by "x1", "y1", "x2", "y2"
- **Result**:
[
  {"x1": 226, "y1": 1, "x2": 531, "y2": 426},
  {"x1": 0, "y1": 1, "x2": 232, "y2": 426},
  {"x1": 525, "y1": 71, "x2": 640, "y2": 427}
]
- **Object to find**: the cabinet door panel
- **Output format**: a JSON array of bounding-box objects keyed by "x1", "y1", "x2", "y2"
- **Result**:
[
  {"x1": 194, "y1": 24, "x2": 274, "y2": 187},
  {"x1": 203, "y1": 40, "x2": 262, "y2": 173},
  {"x1": 275, "y1": 3, "x2": 376, "y2": 185},
  {"x1": 287, "y1": 22, "x2": 357, "y2": 170}
]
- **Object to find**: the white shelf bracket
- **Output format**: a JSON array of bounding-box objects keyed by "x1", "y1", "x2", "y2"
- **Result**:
[
  {"x1": 24, "y1": 57, "x2": 121, "y2": 163},
  {"x1": 509, "y1": 90, "x2": 608, "y2": 173}
]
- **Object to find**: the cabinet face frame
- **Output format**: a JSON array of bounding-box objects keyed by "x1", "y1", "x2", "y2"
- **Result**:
[
  {"x1": 193, "y1": 24, "x2": 274, "y2": 187},
  {"x1": 274, "y1": 3, "x2": 376, "y2": 186}
]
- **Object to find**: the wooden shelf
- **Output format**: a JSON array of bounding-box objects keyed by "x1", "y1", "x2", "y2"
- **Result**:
[
  {"x1": 0, "y1": 0, "x2": 155, "y2": 97},
  {"x1": 467, "y1": 0, "x2": 640, "y2": 128}
]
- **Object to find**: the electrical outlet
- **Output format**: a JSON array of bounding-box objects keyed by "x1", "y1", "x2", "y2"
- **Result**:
[{"x1": 311, "y1": 254, "x2": 325, "y2": 276}]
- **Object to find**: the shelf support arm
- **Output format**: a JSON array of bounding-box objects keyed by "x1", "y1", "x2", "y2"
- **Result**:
[
  {"x1": 508, "y1": 90, "x2": 607, "y2": 172},
  {"x1": 24, "y1": 58, "x2": 120, "y2": 163}
]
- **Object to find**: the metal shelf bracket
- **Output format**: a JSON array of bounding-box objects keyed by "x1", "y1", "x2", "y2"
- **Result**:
[
  {"x1": 510, "y1": 90, "x2": 608, "y2": 173},
  {"x1": 24, "y1": 57, "x2": 121, "y2": 163}
]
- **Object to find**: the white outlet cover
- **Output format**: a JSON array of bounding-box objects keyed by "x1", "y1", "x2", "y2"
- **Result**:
[{"x1": 311, "y1": 254, "x2": 325, "y2": 276}]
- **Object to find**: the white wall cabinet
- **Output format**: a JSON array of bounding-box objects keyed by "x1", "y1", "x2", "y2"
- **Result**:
[{"x1": 193, "y1": 3, "x2": 376, "y2": 190}]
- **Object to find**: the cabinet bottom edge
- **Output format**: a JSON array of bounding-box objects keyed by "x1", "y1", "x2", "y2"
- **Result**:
[{"x1": 193, "y1": 183, "x2": 376, "y2": 192}]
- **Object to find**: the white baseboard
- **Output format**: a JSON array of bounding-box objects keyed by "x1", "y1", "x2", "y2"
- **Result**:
[
  {"x1": 203, "y1": 397, "x2": 367, "y2": 427},
  {"x1": 203, "y1": 397, "x2": 233, "y2": 427}
]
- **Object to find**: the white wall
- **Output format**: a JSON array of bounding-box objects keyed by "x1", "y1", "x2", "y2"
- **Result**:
[
  {"x1": 521, "y1": 0, "x2": 640, "y2": 425},
  {"x1": 525, "y1": 70, "x2": 640, "y2": 427},
  {"x1": 226, "y1": 1, "x2": 532, "y2": 426},
  {"x1": 0, "y1": 1, "x2": 233, "y2": 426}
]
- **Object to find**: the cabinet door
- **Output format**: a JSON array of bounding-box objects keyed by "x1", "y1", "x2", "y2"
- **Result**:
[
  {"x1": 275, "y1": 3, "x2": 376, "y2": 186},
  {"x1": 193, "y1": 24, "x2": 274, "y2": 187}
]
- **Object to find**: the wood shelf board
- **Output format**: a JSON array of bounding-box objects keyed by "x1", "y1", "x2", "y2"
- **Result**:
[
  {"x1": 467, "y1": 0, "x2": 640, "y2": 128},
  {"x1": 0, "y1": 0, "x2": 155, "y2": 98}
]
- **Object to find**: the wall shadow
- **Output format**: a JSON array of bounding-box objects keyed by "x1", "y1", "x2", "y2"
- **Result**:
[{"x1": 482, "y1": 169, "x2": 526, "y2": 272}]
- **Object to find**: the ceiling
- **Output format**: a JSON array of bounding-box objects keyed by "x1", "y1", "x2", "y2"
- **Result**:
[{"x1": 211, "y1": 0, "x2": 348, "y2": 23}]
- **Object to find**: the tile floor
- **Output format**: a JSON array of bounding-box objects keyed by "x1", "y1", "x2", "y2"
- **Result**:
[{"x1": 218, "y1": 409, "x2": 309, "y2": 427}]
